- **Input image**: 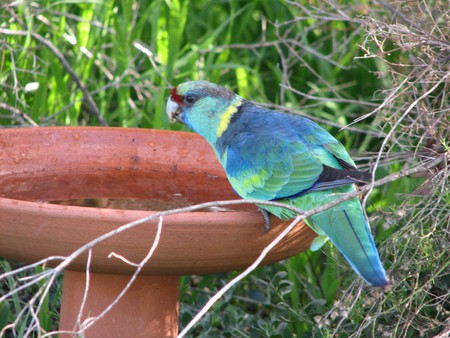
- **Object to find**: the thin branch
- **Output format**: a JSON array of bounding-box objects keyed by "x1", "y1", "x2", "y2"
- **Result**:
[
  {"x1": 75, "y1": 249, "x2": 93, "y2": 334},
  {"x1": 261, "y1": 102, "x2": 386, "y2": 137},
  {"x1": 0, "y1": 102, "x2": 38, "y2": 127},
  {"x1": 373, "y1": 0, "x2": 423, "y2": 30},
  {"x1": 199, "y1": 41, "x2": 280, "y2": 54},
  {"x1": 280, "y1": 84, "x2": 380, "y2": 108},
  {"x1": 79, "y1": 216, "x2": 164, "y2": 334}
]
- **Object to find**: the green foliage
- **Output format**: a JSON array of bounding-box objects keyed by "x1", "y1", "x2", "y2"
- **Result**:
[
  {"x1": 1, "y1": 0, "x2": 449, "y2": 337},
  {"x1": 0, "y1": 0, "x2": 381, "y2": 134}
]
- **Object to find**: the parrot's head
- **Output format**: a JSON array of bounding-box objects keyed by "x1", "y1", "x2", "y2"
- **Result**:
[{"x1": 166, "y1": 80, "x2": 244, "y2": 144}]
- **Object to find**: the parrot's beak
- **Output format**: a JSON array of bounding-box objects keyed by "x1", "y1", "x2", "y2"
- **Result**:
[{"x1": 166, "y1": 96, "x2": 180, "y2": 123}]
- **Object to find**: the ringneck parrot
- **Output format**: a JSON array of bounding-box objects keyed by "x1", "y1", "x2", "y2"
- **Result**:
[{"x1": 166, "y1": 80, "x2": 388, "y2": 287}]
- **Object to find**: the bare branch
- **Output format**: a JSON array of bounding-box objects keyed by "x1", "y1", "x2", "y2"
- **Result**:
[
  {"x1": 79, "y1": 216, "x2": 164, "y2": 334},
  {"x1": 0, "y1": 102, "x2": 38, "y2": 126}
]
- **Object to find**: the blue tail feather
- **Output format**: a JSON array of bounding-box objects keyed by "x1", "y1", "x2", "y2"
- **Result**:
[{"x1": 310, "y1": 201, "x2": 388, "y2": 287}]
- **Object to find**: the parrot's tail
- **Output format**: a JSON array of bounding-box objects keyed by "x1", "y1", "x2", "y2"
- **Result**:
[{"x1": 309, "y1": 198, "x2": 389, "y2": 287}]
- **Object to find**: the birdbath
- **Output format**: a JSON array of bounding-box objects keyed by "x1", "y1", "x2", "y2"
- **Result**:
[{"x1": 0, "y1": 127, "x2": 316, "y2": 337}]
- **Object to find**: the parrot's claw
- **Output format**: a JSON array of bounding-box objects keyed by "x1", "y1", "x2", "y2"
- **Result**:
[{"x1": 258, "y1": 208, "x2": 271, "y2": 232}]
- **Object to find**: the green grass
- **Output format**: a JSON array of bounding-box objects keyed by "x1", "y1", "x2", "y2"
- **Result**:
[{"x1": 1, "y1": 0, "x2": 449, "y2": 337}]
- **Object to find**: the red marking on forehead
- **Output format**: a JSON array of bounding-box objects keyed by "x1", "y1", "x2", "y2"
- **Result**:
[{"x1": 170, "y1": 87, "x2": 183, "y2": 104}]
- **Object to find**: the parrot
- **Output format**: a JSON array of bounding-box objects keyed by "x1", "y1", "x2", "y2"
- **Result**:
[{"x1": 166, "y1": 80, "x2": 388, "y2": 287}]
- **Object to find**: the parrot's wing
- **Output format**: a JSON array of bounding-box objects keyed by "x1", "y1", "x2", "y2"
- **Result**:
[
  {"x1": 219, "y1": 109, "x2": 369, "y2": 201},
  {"x1": 298, "y1": 121, "x2": 371, "y2": 191},
  {"x1": 302, "y1": 122, "x2": 358, "y2": 169},
  {"x1": 224, "y1": 135, "x2": 322, "y2": 200}
]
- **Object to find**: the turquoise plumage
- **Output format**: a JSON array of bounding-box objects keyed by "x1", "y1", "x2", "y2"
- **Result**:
[{"x1": 166, "y1": 80, "x2": 388, "y2": 286}]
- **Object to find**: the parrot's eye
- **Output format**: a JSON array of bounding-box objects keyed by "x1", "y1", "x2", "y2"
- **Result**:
[{"x1": 184, "y1": 94, "x2": 197, "y2": 105}]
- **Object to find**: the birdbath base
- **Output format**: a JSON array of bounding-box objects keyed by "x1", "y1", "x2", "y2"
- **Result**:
[{"x1": 59, "y1": 271, "x2": 179, "y2": 338}]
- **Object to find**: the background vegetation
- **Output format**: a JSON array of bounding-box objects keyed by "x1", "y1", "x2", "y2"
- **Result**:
[{"x1": 1, "y1": 0, "x2": 449, "y2": 337}]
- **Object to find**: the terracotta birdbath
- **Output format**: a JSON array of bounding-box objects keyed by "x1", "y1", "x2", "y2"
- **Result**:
[{"x1": 0, "y1": 127, "x2": 316, "y2": 337}]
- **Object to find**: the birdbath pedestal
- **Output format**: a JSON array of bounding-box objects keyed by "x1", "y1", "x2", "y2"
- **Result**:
[{"x1": 0, "y1": 127, "x2": 316, "y2": 337}]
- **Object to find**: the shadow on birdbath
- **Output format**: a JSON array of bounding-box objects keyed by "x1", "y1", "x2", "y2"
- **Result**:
[{"x1": 0, "y1": 127, "x2": 316, "y2": 337}]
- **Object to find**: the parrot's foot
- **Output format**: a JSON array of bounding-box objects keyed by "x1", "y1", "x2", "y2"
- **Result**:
[{"x1": 258, "y1": 208, "x2": 271, "y2": 232}]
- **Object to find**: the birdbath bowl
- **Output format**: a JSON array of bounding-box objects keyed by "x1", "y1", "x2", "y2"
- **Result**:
[{"x1": 0, "y1": 127, "x2": 316, "y2": 337}]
